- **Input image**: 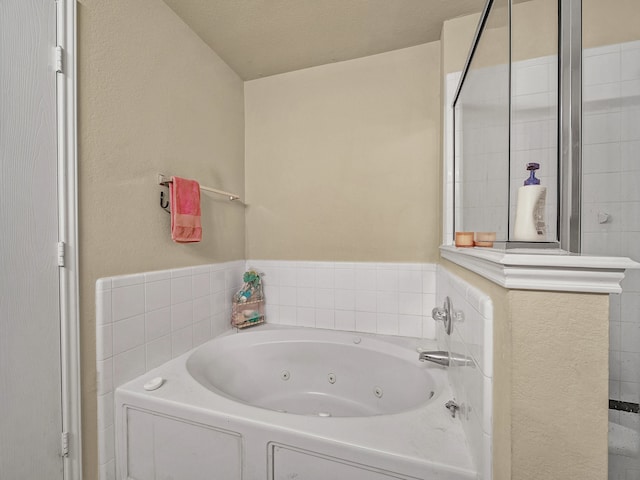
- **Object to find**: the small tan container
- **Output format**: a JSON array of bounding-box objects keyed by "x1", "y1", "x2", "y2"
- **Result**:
[
  {"x1": 474, "y1": 232, "x2": 496, "y2": 247},
  {"x1": 455, "y1": 231, "x2": 474, "y2": 247}
]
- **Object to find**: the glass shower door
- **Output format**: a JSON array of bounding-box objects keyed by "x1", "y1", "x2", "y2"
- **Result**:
[
  {"x1": 453, "y1": 0, "x2": 560, "y2": 245},
  {"x1": 454, "y1": 0, "x2": 511, "y2": 241}
]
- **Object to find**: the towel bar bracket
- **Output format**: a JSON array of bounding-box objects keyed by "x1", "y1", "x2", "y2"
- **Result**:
[{"x1": 159, "y1": 190, "x2": 170, "y2": 213}]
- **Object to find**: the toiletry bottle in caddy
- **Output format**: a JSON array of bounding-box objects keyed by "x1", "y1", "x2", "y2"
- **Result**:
[{"x1": 513, "y1": 163, "x2": 546, "y2": 241}]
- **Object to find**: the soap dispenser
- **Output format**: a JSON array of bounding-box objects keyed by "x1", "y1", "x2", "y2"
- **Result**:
[{"x1": 513, "y1": 163, "x2": 546, "y2": 242}]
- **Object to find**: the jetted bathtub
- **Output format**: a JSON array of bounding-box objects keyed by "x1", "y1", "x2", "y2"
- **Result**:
[{"x1": 115, "y1": 325, "x2": 476, "y2": 480}]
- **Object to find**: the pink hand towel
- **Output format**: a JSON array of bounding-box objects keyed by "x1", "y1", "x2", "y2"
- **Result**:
[{"x1": 170, "y1": 176, "x2": 202, "y2": 243}]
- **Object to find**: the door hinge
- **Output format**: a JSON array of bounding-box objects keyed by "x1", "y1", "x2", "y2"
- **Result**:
[
  {"x1": 55, "y1": 45, "x2": 63, "y2": 74},
  {"x1": 61, "y1": 431, "x2": 69, "y2": 457},
  {"x1": 57, "y1": 241, "x2": 65, "y2": 267}
]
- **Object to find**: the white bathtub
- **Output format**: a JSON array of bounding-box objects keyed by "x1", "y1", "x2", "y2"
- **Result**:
[{"x1": 115, "y1": 325, "x2": 476, "y2": 480}]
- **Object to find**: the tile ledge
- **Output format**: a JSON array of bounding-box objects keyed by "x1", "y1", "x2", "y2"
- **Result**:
[{"x1": 440, "y1": 245, "x2": 640, "y2": 294}]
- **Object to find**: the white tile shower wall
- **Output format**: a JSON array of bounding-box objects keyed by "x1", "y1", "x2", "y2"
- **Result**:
[
  {"x1": 581, "y1": 40, "x2": 640, "y2": 404},
  {"x1": 95, "y1": 260, "x2": 245, "y2": 480},
  {"x1": 510, "y1": 55, "x2": 558, "y2": 241},
  {"x1": 247, "y1": 260, "x2": 438, "y2": 339},
  {"x1": 437, "y1": 265, "x2": 493, "y2": 480}
]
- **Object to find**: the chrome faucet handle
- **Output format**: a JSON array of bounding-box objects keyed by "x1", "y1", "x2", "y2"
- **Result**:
[
  {"x1": 431, "y1": 307, "x2": 447, "y2": 321},
  {"x1": 431, "y1": 296, "x2": 454, "y2": 335}
]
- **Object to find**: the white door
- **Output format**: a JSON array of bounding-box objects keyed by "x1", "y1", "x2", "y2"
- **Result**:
[{"x1": 0, "y1": 1, "x2": 64, "y2": 479}]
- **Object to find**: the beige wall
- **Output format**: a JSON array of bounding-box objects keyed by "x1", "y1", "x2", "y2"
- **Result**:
[
  {"x1": 441, "y1": 0, "x2": 557, "y2": 77},
  {"x1": 584, "y1": 0, "x2": 640, "y2": 48},
  {"x1": 78, "y1": 1, "x2": 245, "y2": 478},
  {"x1": 441, "y1": 13, "x2": 480, "y2": 75},
  {"x1": 442, "y1": 261, "x2": 609, "y2": 480},
  {"x1": 244, "y1": 43, "x2": 441, "y2": 262},
  {"x1": 508, "y1": 290, "x2": 609, "y2": 480},
  {"x1": 442, "y1": 0, "x2": 640, "y2": 76},
  {"x1": 512, "y1": 0, "x2": 558, "y2": 62}
]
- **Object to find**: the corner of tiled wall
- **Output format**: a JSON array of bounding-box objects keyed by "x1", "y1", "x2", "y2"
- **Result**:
[
  {"x1": 436, "y1": 264, "x2": 493, "y2": 480},
  {"x1": 95, "y1": 260, "x2": 245, "y2": 480}
]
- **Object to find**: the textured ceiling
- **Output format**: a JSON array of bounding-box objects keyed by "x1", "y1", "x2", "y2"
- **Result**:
[{"x1": 162, "y1": 0, "x2": 486, "y2": 80}]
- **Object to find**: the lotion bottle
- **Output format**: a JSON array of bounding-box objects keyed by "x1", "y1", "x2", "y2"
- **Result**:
[{"x1": 513, "y1": 163, "x2": 546, "y2": 241}]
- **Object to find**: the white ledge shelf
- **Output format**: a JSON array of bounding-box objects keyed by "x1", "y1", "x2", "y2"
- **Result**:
[{"x1": 440, "y1": 245, "x2": 639, "y2": 294}]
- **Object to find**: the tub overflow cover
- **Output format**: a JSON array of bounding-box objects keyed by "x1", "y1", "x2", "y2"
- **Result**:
[{"x1": 143, "y1": 377, "x2": 164, "y2": 391}]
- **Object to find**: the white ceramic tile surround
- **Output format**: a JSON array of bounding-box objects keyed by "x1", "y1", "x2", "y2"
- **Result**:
[
  {"x1": 436, "y1": 265, "x2": 493, "y2": 480},
  {"x1": 510, "y1": 55, "x2": 558, "y2": 241},
  {"x1": 95, "y1": 260, "x2": 245, "y2": 480},
  {"x1": 248, "y1": 260, "x2": 438, "y2": 339},
  {"x1": 581, "y1": 40, "x2": 640, "y2": 407},
  {"x1": 96, "y1": 259, "x2": 439, "y2": 479},
  {"x1": 582, "y1": 39, "x2": 640, "y2": 480}
]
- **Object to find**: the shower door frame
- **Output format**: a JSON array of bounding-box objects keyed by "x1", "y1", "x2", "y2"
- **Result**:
[{"x1": 558, "y1": 0, "x2": 582, "y2": 253}]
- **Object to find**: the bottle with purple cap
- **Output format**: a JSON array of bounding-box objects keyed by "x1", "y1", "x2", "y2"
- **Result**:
[{"x1": 513, "y1": 163, "x2": 547, "y2": 241}]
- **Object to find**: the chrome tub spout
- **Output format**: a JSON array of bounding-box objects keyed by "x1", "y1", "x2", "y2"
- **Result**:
[{"x1": 418, "y1": 351, "x2": 474, "y2": 367}]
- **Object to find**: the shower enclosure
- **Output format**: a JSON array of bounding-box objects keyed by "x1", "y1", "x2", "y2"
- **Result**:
[{"x1": 451, "y1": 0, "x2": 640, "y2": 477}]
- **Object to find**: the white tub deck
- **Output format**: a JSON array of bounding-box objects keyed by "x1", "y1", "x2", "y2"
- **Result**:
[{"x1": 115, "y1": 325, "x2": 477, "y2": 480}]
